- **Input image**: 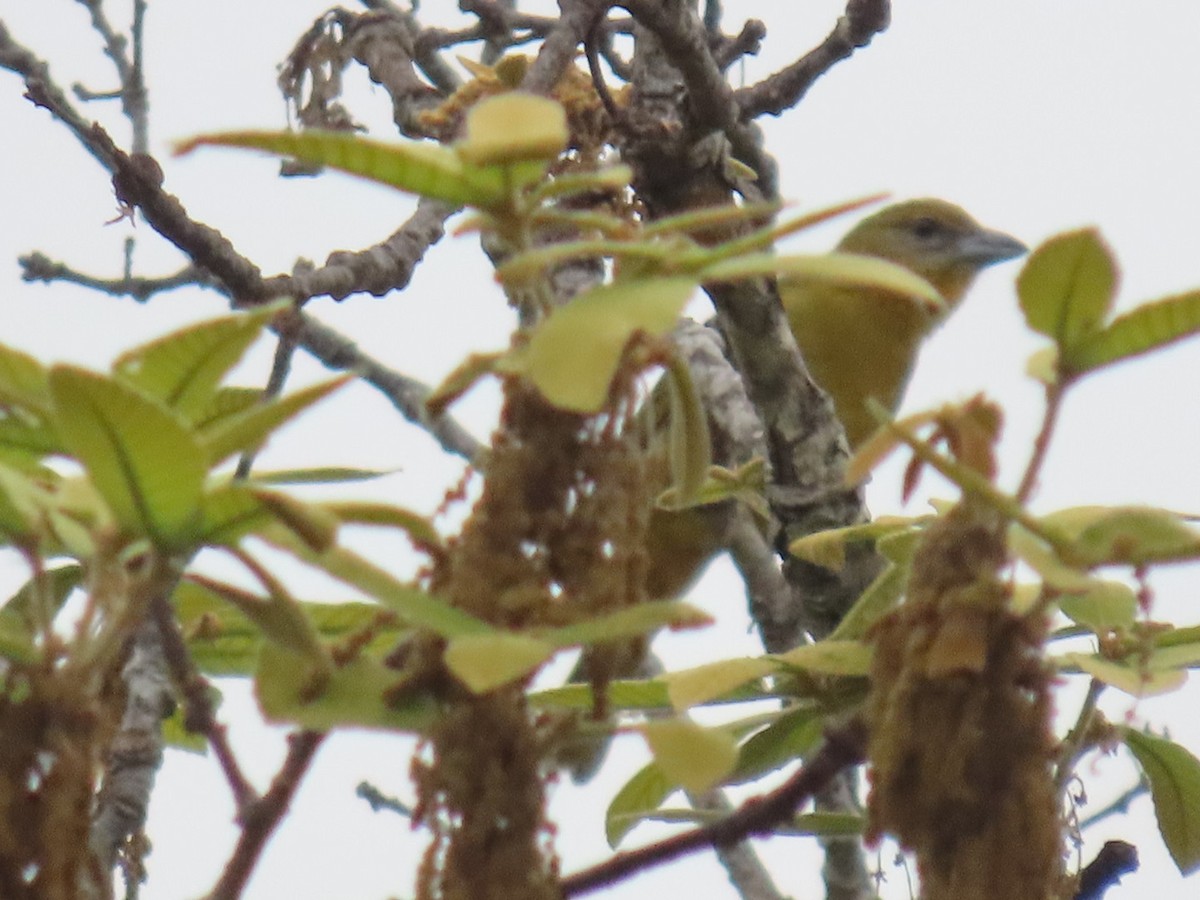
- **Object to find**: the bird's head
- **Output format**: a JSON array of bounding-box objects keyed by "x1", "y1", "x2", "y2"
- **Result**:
[{"x1": 837, "y1": 198, "x2": 1027, "y2": 306}]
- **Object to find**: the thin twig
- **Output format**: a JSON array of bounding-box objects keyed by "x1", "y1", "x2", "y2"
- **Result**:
[
  {"x1": 150, "y1": 596, "x2": 259, "y2": 813},
  {"x1": 734, "y1": 0, "x2": 890, "y2": 119},
  {"x1": 1017, "y1": 381, "x2": 1065, "y2": 503},
  {"x1": 1055, "y1": 678, "x2": 1105, "y2": 794},
  {"x1": 205, "y1": 730, "x2": 326, "y2": 900}
]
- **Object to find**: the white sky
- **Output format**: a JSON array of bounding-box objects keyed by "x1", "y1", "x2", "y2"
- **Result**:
[{"x1": 2, "y1": 1, "x2": 1199, "y2": 898}]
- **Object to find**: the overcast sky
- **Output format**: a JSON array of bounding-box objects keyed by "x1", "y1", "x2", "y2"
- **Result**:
[{"x1": 2, "y1": 2, "x2": 1199, "y2": 898}]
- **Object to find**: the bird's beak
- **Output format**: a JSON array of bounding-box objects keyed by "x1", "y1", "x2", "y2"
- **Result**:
[{"x1": 957, "y1": 229, "x2": 1028, "y2": 268}]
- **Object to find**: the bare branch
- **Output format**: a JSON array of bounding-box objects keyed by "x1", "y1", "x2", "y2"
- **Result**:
[{"x1": 735, "y1": 0, "x2": 890, "y2": 119}]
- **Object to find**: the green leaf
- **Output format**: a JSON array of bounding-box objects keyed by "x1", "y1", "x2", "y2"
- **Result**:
[
  {"x1": 730, "y1": 707, "x2": 823, "y2": 783},
  {"x1": 195, "y1": 482, "x2": 273, "y2": 547},
  {"x1": 321, "y1": 501, "x2": 443, "y2": 552},
  {"x1": 176, "y1": 579, "x2": 404, "y2": 677},
  {"x1": 663, "y1": 657, "x2": 777, "y2": 712},
  {"x1": 263, "y1": 526, "x2": 492, "y2": 637},
  {"x1": 256, "y1": 642, "x2": 438, "y2": 733},
  {"x1": 2, "y1": 563, "x2": 81, "y2": 625},
  {"x1": 1057, "y1": 580, "x2": 1137, "y2": 630},
  {"x1": 250, "y1": 488, "x2": 340, "y2": 553},
  {"x1": 788, "y1": 516, "x2": 918, "y2": 572},
  {"x1": 1065, "y1": 289, "x2": 1200, "y2": 376},
  {"x1": 189, "y1": 575, "x2": 329, "y2": 669},
  {"x1": 193, "y1": 387, "x2": 265, "y2": 431},
  {"x1": 1123, "y1": 729, "x2": 1200, "y2": 875},
  {"x1": 175, "y1": 129, "x2": 507, "y2": 208},
  {"x1": 1017, "y1": 228, "x2": 1116, "y2": 349},
  {"x1": 532, "y1": 678, "x2": 673, "y2": 712},
  {"x1": 712, "y1": 252, "x2": 943, "y2": 310},
  {"x1": 1048, "y1": 506, "x2": 1200, "y2": 567},
  {"x1": 443, "y1": 633, "x2": 555, "y2": 693},
  {"x1": 49, "y1": 366, "x2": 206, "y2": 545},
  {"x1": 773, "y1": 640, "x2": 873, "y2": 677},
  {"x1": 250, "y1": 467, "x2": 393, "y2": 486},
  {"x1": 114, "y1": 305, "x2": 282, "y2": 419},
  {"x1": 663, "y1": 351, "x2": 711, "y2": 505},
  {"x1": 0, "y1": 415, "x2": 61, "y2": 463},
  {"x1": 0, "y1": 342, "x2": 51, "y2": 414},
  {"x1": 540, "y1": 600, "x2": 712, "y2": 649},
  {"x1": 199, "y1": 375, "x2": 351, "y2": 467},
  {"x1": 826, "y1": 561, "x2": 907, "y2": 641},
  {"x1": 456, "y1": 92, "x2": 567, "y2": 167},
  {"x1": 605, "y1": 762, "x2": 675, "y2": 847},
  {"x1": 500, "y1": 278, "x2": 697, "y2": 413},
  {"x1": 1060, "y1": 653, "x2": 1186, "y2": 697},
  {"x1": 642, "y1": 719, "x2": 738, "y2": 794}
]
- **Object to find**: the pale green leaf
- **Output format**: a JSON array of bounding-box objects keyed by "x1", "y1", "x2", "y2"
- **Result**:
[
  {"x1": 321, "y1": 500, "x2": 443, "y2": 551},
  {"x1": 456, "y1": 92, "x2": 567, "y2": 167},
  {"x1": 500, "y1": 278, "x2": 697, "y2": 413},
  {"x1": 256, "y1": 642, "x2": 438, "y2": 733},
  {"x1": 663, "y1": 351, "x2": 711, "y2": 505},
  {"x1": 664, "y1": 657, "x2": 777, "y2": 712},
  {"x1": 1017, "y1": 228, "x2": 1116, "y2": 349},
  {"x1": 1060, "y1": 653, "x2": 1186, "y2": 697},
  {"x1": 1053, "y1": 506, "x2": 1200, "y2": 567},
  {"x1": 176, "y1": 129, "x2": 507, "y2": 208},
  {"x1": 263, "y1": 526, "x2": 491, "y2": 637},
  {"x1": 190, "y1": 575, "x2": 328, "y2": 667},
  {"x1": 1057, "y1": 580, "x2": 1138, "y2": 630},
  {"x1": 0, "y1": 342, "x2": 51, "y2": 414},
  {"x1": 249, "y1": 467, "x2": 392, "y2": 486},
  {"x1": 199, "y1": 375, "x2": 351, "y2": 467},
  {"x1": 826, "y1": 561, "x2": 907, "y2": 641},
  {"x1": 532, "y1": 679, "x2": 673, "y2": 712},
  {"x1": 1123, "y1": 729, "x2": 1200, "y2": 875},
  {"x1": 730, "y1": 707, "x2": 823, "y2": 783},
  {"x1": 114, "y1": 306, "x2": 282, "y2": 419},
  {"x1": 443, "y1": 633, "x2": 555, "y2": 693},
  {"x1": 642, "y1": 719, "x2": 738, "y2": 794},
  {"x1": 709, "y1": 252, "x2": 943, "y2": 310},
  {"x1": 195, "y1": 483, "x2": 273, "y2": 547},
  {"x1": 773, "y1": 640, "x2": 873, "y2": 676},
  {"x1": 1066, "y1": 289, "x2": 1200, "y2": 375},
  {"x1": 541, "y1": 600, "x2": 712, "y2": 649},
  {"x1": 49, "y1": 366, "x2": 205, "y2": 545},
  {"x1": 605, "y1": 762, "x2": 674, "y2": 847}
]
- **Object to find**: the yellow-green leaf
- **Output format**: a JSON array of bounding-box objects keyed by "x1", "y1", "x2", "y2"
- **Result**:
[
  {"x1": 251, "y1": 487, "x2": 340, "y2": 553},
  {"x1": 1060, "y1": 506, "x2": 1200, "y2": 566},
  {"x1": 774, "y1": 640, "x2": 873, "y2": 677},
  {"x1": 114, "y1": 305, "x2": 283, "y2": 419},
  {"x1": 605, "y1": 762, "x2": 674, "y2": 847},
  {"x1": 712, "y1": 252, "x2": 943, "y2": 310},
  {"x1": 0, "y1": 342, "x2": 51, "y2": 415},
  {"x1": 730, "y1": 707, "x2": 823, "y2": 783},
  {"x1": 264, "y1": 526, "x2": 491, "y2": 637},
  {"x1": 49, "y1": 366, "x2": 205, "y2": 546},
  {"x1": 196, "y1": 482, "x2": 273, "y2": 547},
  {"x1": 501, "y1": 278, "x2": 696, "y2": 413},
  {"x1": 826, "y1": 561, "x2": 907, "y2": 641},
  {"x1": 199, "y1": 376, "x2": 350, "y2": 467},
  {"x1": 663, "y1": 351, "x2": 711, "y2": 505},
  {"x1": 189, "y1": 574, "x2": 328, "y2": 669},
  {"x1": 532, "y1": 678, "x2": 672, "y2": 713},
  {"x1": 1123, "y1": 729, "x2": 1200, "y2": 875},
  {"x1": 1065, "y1": 289, "x2": 1200, "y2": 376},
  {"x1": 443, "y1": 632, "x2": 554, "y2": 693},
  {"x1": 321, "y1": 500, "x2": 443, "y2": 552},
  {"x1": 456, "y1": 92, "x2": 567, "y2": 167},
  {"x1": 664, "y1": 657, "x2": 777, "y2": 712},
  {"x1": 1017, "y1": 228, "x2": 1116, "y2": 349},
  {"x1": 541, "y1": 600, "x2": 711, "y2": 649},
  {"x1": 256, "y1": 642, "x2": 437, "y2": 733},
  {"x1": 1057, "y1": 579, "x2": 1138, "y2": 630},
  {"x1": 176, "y1": 129, "x2": 506, "y2": 208},
  {"x1": 1060, "y1": 653, "x2": 1186, "y2": 697},
  {"x1": 642, "y1": 719, "x2": 738, "y2": 794}
]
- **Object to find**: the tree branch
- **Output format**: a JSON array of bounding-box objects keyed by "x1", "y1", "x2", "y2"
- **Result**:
[
  {"x1": 559, "y1": 717, "x2": 868, "y2": 897},
  {"x1": 735, "y1": 0, "x2": 890, "y2": 119}
]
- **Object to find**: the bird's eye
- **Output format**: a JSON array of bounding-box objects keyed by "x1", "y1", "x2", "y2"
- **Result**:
[{"x1": 910, "y1": 217, "x2": 942, "y2": 240}]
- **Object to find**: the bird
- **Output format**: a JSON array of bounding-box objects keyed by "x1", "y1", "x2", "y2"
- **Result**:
[
  {"x1": 561, "y1": 199, "x2": 1026, "y2": 781},
  {"x1": 781, "y1": 198, "x2": 1027, "y2": 449}
]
